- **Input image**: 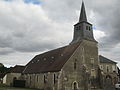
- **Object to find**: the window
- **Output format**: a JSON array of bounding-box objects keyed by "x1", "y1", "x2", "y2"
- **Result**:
[
  {"x1": 37, "y1": 75, "x2": 39, "y2": 82},
  {"x1": 106, "y1": 65, "x2": 109, "y2": 72},
  {"x1": 74, "y1": 59, "x2": 77, "y2": 70},
  {"x1": 82, "y1": 47, "x2": 84, "y2": 53},
  {"x1": 53, "y1": 74, "x2": 56, "y2": 84},
  {"x1": 100, "y1": 65, "x2": 103, "y2": 70},
  {"x1": 44, "y1": 75, "x2": 47, "y2": 83},
  {"x1": 82, "y1": 55, "x2": 85, "y2": 63},
  {"x1": 89, "y1": 26, "x2": 91, "y2": 31},
  {"x1": 30, "y1": 75, "x2": 31, "y2": 81},
  {"x1": 76, "y1": 26, "x2": 81, "y2": 30},
  {"x1": 82, "y1": 47, "x2": 85, "y2": 63},
  {"x1": 74, "y1": 82, "x2": 77, "y2": 90},
  {"x1": 86, "y1": 26, "x2": 89, "y2": 30},
  {"x1": 91, "y1": 69, "x2": 95, "y2": 77},
  {"x1": 72, "y1": 81, "x2": 78, "y2": 90},
  {"x1": 76, "y1": 27, "x2": 78, "y2": 30},
  {"x1": 30, "y1": 75, "x2": 31, "y2": 85}
]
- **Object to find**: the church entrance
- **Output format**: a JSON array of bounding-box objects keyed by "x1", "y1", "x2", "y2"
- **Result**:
[
  {"x1": 106, "y1": 75, "x2": 112, "y2": 86},
  {"x1": 72, "y1": 81, "x2": 78, "y2": 90},
  {"x1": 104, "y1": 75, "x2": 114, "y2": 90}
]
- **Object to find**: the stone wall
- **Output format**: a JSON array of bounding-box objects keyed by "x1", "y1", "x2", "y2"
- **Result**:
[
  {"x1": 23, "y1": 72, "x2": 60, "y2": 90},
  {"x1": 3, "y1": 73, "x2": 21, "y2": 86},
  {"x1": 59, "y1": 40, "x2": 100, "y2": 90},
  {"x1": 99, "y1": 63, "x2": 118, "y2": 87},
  {"x1": 23, "y1": 40, "x2": 101, "y2": 90}
]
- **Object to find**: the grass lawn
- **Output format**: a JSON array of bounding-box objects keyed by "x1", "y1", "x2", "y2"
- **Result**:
[{"x1": 0, "y1": 84, "x2": 41, "y2": 90}]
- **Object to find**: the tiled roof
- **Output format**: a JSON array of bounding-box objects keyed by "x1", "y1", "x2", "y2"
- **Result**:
[
  {"x1": 99, "y1": 55, "x2": 117, "y2": 64},
  {"x1": 23, "y1": 42, "x2": 81, "y2": 74},
  {"x1": 9, "y1": 65, "x2": 25, "y2": 73}
]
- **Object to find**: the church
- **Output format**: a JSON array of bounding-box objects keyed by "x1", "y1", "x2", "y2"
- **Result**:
[{"x1": 20, "y1": 2, "x2": 118, "y2": 90}]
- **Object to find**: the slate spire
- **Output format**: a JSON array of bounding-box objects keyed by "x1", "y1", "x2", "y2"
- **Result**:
[
  {"x1": 70, "y1": 1, "x2": 96, "y2": 44},
  {"x1": 79, "y1": 1, "x2": 87, "y2": 22}
]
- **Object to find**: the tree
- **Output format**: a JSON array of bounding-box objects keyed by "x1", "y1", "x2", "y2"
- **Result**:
[{"x1": 0, "y1": 63, "x2": 9, "y2": 74}]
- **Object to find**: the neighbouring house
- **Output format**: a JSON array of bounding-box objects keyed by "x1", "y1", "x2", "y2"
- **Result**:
[
  {"x1": 3, "y1": 65, "x2": 25, "y2": 86},
  {"x1": 117, "y1": 67, "x2": 120, "y2": 82},
  {"x1": 99, "y1": 55, "x2": 118, "y2": 86}
]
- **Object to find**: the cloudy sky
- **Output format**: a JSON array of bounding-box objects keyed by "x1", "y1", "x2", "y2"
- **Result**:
[{"x1": 0, "y1": 0, "x2": 120, "y2": 67}]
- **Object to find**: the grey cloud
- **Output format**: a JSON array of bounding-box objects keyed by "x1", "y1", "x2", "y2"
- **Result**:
[
  {"x1": 0, "y1": 48, "x2": 14, "y2": 55},
  {"x1": 0, "y1": 0, "x2": 120, "y2": 65}
]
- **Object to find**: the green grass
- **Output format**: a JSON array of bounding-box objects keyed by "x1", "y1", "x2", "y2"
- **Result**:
[
  {"x1": 0, "y1": 84, "x2": 9, "y2": 87},
  {"x1": 0, "y1": 84, "x2": 41, "y2": 90}
]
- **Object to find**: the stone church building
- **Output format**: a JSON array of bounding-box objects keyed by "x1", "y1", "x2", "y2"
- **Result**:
[{"x1": 21, "y1": 2, "x2": 118, "y2": 90}]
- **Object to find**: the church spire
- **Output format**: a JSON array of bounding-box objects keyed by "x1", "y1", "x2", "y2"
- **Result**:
[
  {"x1": 70, "y1": 1, "x2": 96, "y2": 44},
  {"x1": 79, "y1": 1, "x2": 87, "y2": 22}
]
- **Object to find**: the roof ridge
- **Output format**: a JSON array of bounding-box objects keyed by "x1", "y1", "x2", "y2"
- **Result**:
[{"x1": 99, "y1": 55, "x2": 117, "y2": 64}]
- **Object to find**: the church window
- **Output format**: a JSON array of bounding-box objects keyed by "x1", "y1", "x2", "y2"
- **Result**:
[
  {"x1": 74, "y1": 82, "x2": 77, "y2": 90},
  {"x1": 106, "y1": 65, "x2": 110, "y2": 72},
  {"x1": 86, "y1": 26, "x2": 89, "y2": 30},
  {"x1": 89, "y1": 26, "x2": 91, "y2": 30},
  {"x1": 82, "y1": 47, "x2": 85, "y2": 63},
  {"x1": 91, "y1": 69, "x2": 95, "y2": 77},
  {"x1": 74, "y1": 59, "x2": 77, "y2": 70},
  {"x1": 72, "y1": 81, "x2": 78, "y2": 90},
  {"x1": 37, "y1": 75, "x2": 39, "y2": 82},
  {"x1": 76, "y1": 27, "x2": 79, "y2": 30},
  {"x1": 53, "y1": 74, "x2": 56, "y2": 84},
  {"x1": 100, "y1": 65, "x2": 103, "y2": 70},
  {"x1": 44, "y1": 75, "x2": 47, "y2": 83},
  {"x1": 30, "y1": 75, "x2": 32, "y2": 85}
]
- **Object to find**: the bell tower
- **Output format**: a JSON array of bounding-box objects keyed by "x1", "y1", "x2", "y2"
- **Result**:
[{"x1": 71, "y1": 1, "x2": 96, "y2": 44}]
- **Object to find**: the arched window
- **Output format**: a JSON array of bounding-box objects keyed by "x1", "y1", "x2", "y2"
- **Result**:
[
  {"x1": 36, "y1": 75, "x2": 39, "y2": 82},
  {"x1": 74, "y1": 59, "x2": 77, "y2": 70},
  {"x1": 91, "y1": 69, "x2": 95, "y2": 77},
  {"x1": 29, "y1": 75, "x2": 31, "y2": 85},
  {"x1": 82, "y1": 47, "x2": 85, "y2": 64},
  {"x1": 53, "y1": 74, "x2": 56, "y2": 84},
  {"x1": 74, "y1": 82, "x2": 77, "y2": 90},
  {"x1": 44, "y1": 75, "x2": 47, "y2": 83},
  {"x1": 72, "y1": 81, "x2": 78, "y2": 90},
  {"x1": 106, "y1": 65, "x2": 109, "y2": 72}
]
